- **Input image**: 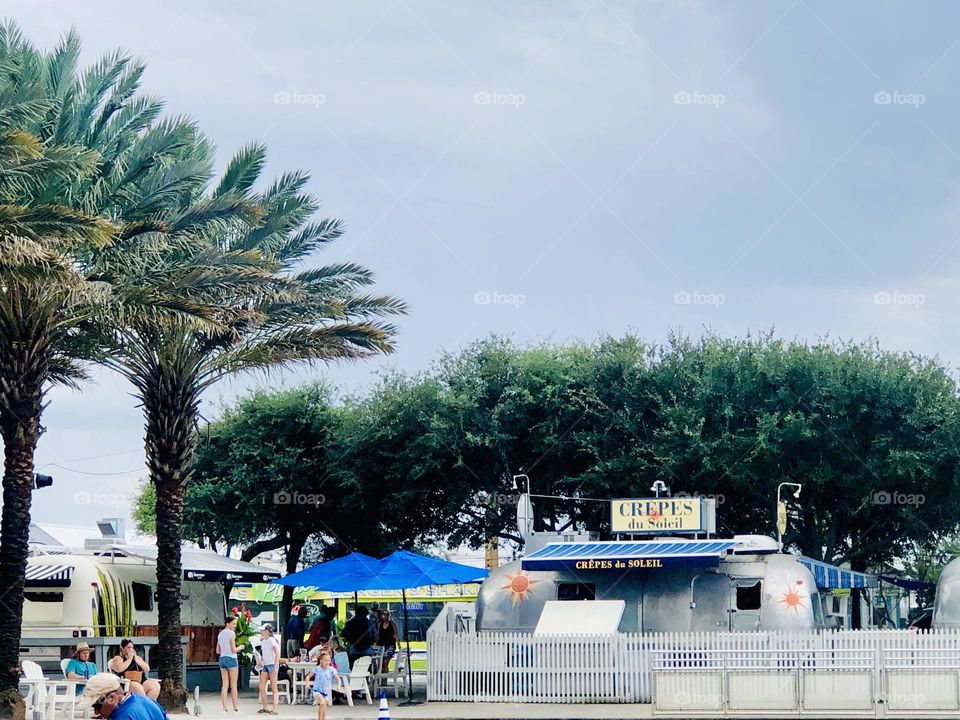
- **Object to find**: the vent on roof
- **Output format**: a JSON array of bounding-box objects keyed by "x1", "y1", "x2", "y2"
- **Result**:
[{"x1": 84, "y1": 518, "x2": 126, "y2": 550}]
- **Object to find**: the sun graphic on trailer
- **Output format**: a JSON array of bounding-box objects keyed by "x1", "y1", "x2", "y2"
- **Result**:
[
  {"x1": 502, "y1": 571, "x2": 539, "y2": 606},
  {"x1": 778, "y1": 580, "x2": 807, "y2": 614}
]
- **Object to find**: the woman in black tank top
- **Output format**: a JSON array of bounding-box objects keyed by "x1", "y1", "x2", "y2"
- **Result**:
[
  {"x1": 375, "y1": 611, "x2": 399, "y2": 672},
  {"x1": 108, "y1": 639, "x2": 161, "y2": 700}
]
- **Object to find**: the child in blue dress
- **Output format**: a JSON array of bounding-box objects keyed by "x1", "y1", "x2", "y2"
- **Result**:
[{"x1": 311, "y1": 651, "x2": 339, "y2": 720}]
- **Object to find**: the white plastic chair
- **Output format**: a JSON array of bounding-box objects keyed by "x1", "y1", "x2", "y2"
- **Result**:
[
  {"x1": 385, "y1": 649, "x2": 410, "y2": 699},
  {"x1": 264, "y1": 677, "x2": 291, "y2": 705},
  {"x1": 344, "y1": 656, "x2": 373, "y2": 706},
  {"x1": 20, "y1": 660, "x2": 50, "y2": 720},
  {"x1": 24, "y1": 659, "x2": 77, "y2": 720}
]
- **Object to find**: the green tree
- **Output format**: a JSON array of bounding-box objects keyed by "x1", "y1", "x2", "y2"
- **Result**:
[
  {"x1": 0, "y1": 24, "x2": 211, "y2": 716},
  {"x1": 100, "y1": 144, "x2": 404, "y2": 709}
]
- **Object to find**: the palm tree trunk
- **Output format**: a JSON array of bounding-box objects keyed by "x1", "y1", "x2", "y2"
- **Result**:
[
  {"x1": 145, "y1": 372, "x2": 199, "y2": 713},
  {"x1": 279, "y1": 533, "x2": 306, "y2": 650},
  {"x1": 0, "y1": 380, "x2": 42, "y2": 720}
]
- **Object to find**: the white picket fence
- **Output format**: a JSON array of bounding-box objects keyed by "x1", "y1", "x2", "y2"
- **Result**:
[{"x1": 427, "y1": 625, "x2": 960, "y2": 709}]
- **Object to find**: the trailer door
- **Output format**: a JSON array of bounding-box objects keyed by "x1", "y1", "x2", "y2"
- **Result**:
[{"x1": 729, "y1": 578, "x2": 762, "y2": 631}]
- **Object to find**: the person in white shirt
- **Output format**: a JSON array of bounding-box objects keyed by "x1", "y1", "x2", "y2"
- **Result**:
[
  {"x1": 217, "y1": 616, "x2": 240, "y2": 713},
  {"x1": 256, "y1": 625, "x2": 282, "y2": 714}
]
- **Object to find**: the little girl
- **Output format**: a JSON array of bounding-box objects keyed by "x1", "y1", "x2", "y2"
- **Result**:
[{"x1": 311, "y1": 651, "x2": 339, "y2": 720}]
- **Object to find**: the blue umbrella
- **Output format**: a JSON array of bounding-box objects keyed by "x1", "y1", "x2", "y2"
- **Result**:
[
  {"x1": 270, "y1": 551, "x2": 381, "y2": 591},
  {"x1": 366, "y1": 549, "x2": 488, "y2": 589},
  {"x1": 271, "y1": 552, "x2": 382, "y2": 637},
  {"x1": 359, "y1": 550, "x2": 488, "y2": 704}
]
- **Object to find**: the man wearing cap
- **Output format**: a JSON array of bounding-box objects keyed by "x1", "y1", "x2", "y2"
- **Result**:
[
  {"x1": 65, "y1": 643, "x2": 97, "y2": 695},
  {"x1": 82, "y1": 674, "x2": 169, "y2": 720}
]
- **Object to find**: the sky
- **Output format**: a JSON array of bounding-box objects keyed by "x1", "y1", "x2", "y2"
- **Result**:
[{"x1": 8, "y1": 0, "x2": 960, "y2": 529}]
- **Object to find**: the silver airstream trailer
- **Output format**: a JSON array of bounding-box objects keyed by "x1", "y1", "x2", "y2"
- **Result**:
[
  {"x1": 477, "y1": 533, "x2": 824, "y2": 632},
  {"x1": 933, "y1": 556, "x2": 960, "y2": 628}
]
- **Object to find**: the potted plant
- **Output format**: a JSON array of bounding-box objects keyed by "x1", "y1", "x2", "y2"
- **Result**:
[{"x1": 231, "y1": 604, "x2": 256, "y2": 690}]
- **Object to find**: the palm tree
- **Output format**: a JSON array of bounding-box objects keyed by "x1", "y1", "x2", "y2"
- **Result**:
[
  {"x1": 0, "y1": 24, "x2": 223, "y2": 716},
  {"x1": 96, "y1": 144, "x2": 406, "y2": 710}
]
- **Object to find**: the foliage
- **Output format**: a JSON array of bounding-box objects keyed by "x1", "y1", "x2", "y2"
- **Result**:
[
  {"x1": 94, "y1": 570, "x2": 133, "y2": 637},
  {"x1": 141, "y1": 333, "x2": 960, "y2": 581},
  {"x1": 230, "y1": 604, "x2": 256, "y2": 668}
]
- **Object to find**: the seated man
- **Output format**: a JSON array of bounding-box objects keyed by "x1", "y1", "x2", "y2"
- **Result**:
[
  {"x1": 82, "y1": 673, "x2": 169, "y2": 720},
  {"x1": 65, "y1": 643, "x2": 97, "y2": 695}
]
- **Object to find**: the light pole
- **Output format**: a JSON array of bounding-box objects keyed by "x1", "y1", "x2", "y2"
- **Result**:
[
  {"x1": 776, "y1": 482, "x2": 802, "y2": 550},
  {"x1": 513, "y1": 473, "x2": 530, "y2": 497}
]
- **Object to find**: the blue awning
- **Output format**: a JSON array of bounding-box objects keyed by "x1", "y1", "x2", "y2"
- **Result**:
[
  {"x1": 879, "y1": 575, "x2": 935, "y2": 591},
  {"x1": 521, "y1": 540, "x2": 739, "y2": 572},
  {"x1": 798, "y1": 556, "x2": 878, "y2": 589}
]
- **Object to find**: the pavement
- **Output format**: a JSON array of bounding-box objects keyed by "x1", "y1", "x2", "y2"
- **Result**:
[{"x1": 188, "y1": 690, "x2": 654, "y2": 719}]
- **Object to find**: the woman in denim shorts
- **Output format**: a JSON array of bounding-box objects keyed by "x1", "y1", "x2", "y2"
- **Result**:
[{"x1": 217, "y1": 616, "x2": 240, "y2": 712}]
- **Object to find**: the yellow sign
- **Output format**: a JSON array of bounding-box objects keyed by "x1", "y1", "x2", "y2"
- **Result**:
[
  {"x1": 611, "y1": 498, "x2": 703, "y2": 534},
  {"x1": 777, "y1": 501, "x2": 787, "y2": 535}
]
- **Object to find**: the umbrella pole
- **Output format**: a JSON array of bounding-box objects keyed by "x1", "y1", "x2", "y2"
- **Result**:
[{"x1": 400, "y1": 588, "x2": 420, "y2": 705}]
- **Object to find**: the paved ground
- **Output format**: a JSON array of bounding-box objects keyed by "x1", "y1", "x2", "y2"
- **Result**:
[{"x1": 190, "y1": 691, "x2": 654, "y2": 719}]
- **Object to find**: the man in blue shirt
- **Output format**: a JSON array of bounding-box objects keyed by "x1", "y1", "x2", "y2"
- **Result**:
[
  {"x1": 82, "y1": 674, "x2": 169, "y2": 720},
  {"x1": 285, "y1": 605, "x2": 309, "y2": 658}
]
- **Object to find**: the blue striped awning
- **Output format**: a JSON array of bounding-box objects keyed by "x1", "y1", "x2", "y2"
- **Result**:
[
  {"x1": 798, "y1": 556, "x2": 878, "y2": 590},
  {"x1": 521, "y1": 540, "x2": 739, "y2": 572}
]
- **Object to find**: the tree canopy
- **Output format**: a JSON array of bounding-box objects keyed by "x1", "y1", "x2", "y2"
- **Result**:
[{"x1": 135, "y1": 332, "x2": 960, "y2": 578}]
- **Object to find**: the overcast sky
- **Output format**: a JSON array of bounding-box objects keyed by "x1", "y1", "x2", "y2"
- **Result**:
[{"x1": 9, "y1": 1, "x2": 960, "y2": 529}]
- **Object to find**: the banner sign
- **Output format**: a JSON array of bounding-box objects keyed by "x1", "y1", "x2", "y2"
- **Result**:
[{"x1": 611, "y1": 497, "x2": 704, "y2": 534}]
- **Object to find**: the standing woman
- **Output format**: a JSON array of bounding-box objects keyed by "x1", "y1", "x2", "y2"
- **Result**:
[
  {"x1": 256, "y1": 624, "x2": 281, "y2": 714},
  {"x1": 374, "y1": 610, "x2": 399, "y2": 673},
  {"x1": 217, "y1": 616, "x2": 240, "y2": 713}
]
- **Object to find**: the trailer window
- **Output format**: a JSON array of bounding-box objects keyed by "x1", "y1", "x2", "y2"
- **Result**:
[
  {"x1": 132, "y1": 582, "x2": 153, "y2": 611},
  {"x1": 23, "y1": 592, "x2": 63, "y2": 623},
  {"x1": 736, "y1": 582, "x2": 762, "y2": 610},
  {"x1": 557, "y1": 583, "x2": 596, "y2": 601}
]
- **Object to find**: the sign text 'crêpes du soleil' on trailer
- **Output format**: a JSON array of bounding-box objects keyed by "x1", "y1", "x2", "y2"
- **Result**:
[{"x1": 610, "y1": 497, "x2": 706, "y2": 533}]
